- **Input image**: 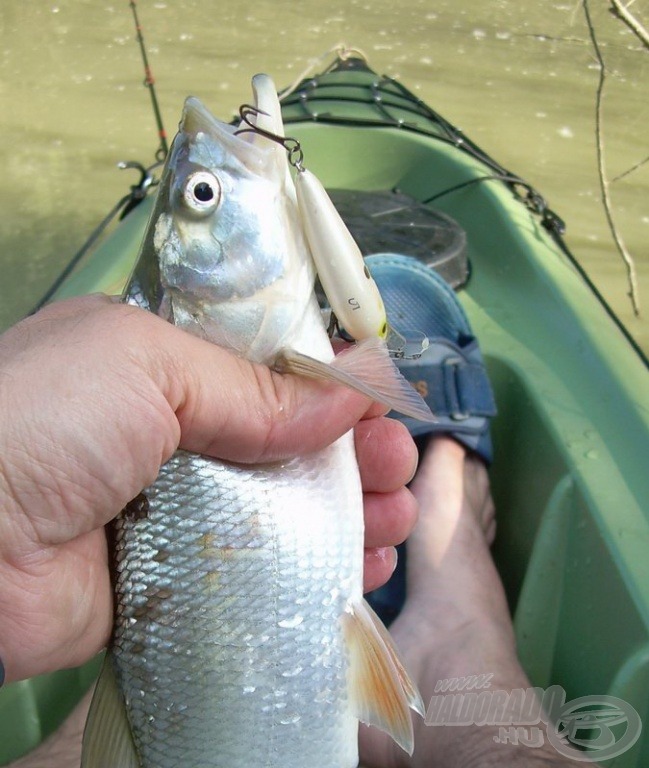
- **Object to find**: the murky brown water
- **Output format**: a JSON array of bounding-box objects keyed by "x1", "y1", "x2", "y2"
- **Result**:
[{"x1": 1, "y1": 0, "x2": 647, "y2": 351}]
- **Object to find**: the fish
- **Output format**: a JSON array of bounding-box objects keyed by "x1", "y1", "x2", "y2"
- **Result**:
[{"x1": 81, "y1": 74, "x2": 428, "y2": 768}]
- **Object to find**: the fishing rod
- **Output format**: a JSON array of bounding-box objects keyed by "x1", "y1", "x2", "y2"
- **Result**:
[
  {"x1": 28, "y1": 4, "x2": 169, "y2": 316},
  {"x1": 27, "y1": 3, "x2": 168, "y2": 316},
  {"x1": 129, "y1": 0, "x2": 169, "y2": 162}
]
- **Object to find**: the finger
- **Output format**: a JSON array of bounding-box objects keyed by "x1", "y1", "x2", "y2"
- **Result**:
[
  {"x1": 363, "y1": 487, "x2": 418, "y2": 548},
  {"x1": 141, "y1": 314, "x2": 376, "y2": 464},
  {"x1": 354, "y1": 417, "x2": 418, "y2": 493},
  {"x1": 363, "y1": 546, "x2": 397, "y2": 593},
  {"x1": 176, "y1": 358, "x2": 373, "y2": 464}
]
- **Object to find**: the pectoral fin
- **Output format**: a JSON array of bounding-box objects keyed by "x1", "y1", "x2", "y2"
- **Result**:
[
  {"x1": 274, "y1": 337, "x2": 435, "y2": 423},
  {"x1": 81, "y1": 655, "x2": 140, "y2": 768},
  {"x1": 343, "y1": 599, "x2": 424, "y2": 755}
]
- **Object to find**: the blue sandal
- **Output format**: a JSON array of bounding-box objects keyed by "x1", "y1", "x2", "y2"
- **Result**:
[
  {"x1": 367, "y1": 253, "x2": 496, "y2": 464},
  {"x1": 365, "y1": 253, "x2": 497, "y2": 624}
]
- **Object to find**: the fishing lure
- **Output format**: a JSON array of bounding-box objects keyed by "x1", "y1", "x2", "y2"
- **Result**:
[{"x1": 237, "y1": 98, "x2": 388, "y2": 342}]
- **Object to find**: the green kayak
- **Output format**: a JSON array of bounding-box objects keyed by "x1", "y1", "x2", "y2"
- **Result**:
[{"x1": 1, "y1": 53, "x2": 647, "y2": 766}]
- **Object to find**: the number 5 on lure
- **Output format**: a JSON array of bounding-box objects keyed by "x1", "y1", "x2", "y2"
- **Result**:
[{"x1": 295, "y1": 168, "x2": 388, "y2": 341}]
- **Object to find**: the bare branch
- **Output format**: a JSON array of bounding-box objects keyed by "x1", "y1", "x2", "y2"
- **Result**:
[
  {"x1": 611, "y1": 154, "x2": 649, "y2": 183},
  {"x1": 609, "y1": 0, "x2": 649, "y2": 50},
  {"x1": 583, "y1": 0, "x2": 641, "y2": 315}
]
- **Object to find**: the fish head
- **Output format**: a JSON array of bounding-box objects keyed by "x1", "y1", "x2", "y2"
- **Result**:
[{"x1": 125, "y1": 75, "x2": 317, "y2": 361}]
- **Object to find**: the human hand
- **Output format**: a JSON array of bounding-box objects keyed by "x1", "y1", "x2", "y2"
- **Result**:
[{"x1": 0, "y1": 294, "x2": 417, "y2": 683}]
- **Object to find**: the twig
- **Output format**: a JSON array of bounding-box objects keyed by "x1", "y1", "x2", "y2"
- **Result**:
[
  {"x1": 609, "y1": 0, "x2": 649, "y2": 50},
  {"x1": 583, "y1": 0, "x2": 641, "y2": 316},
  {"x1": 611, "y1": 154, "x2": 649, "y2": 183}
]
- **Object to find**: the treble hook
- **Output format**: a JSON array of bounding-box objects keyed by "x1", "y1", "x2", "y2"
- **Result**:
[{"x1": 234, "y1": 104, "x2": 305, "y2": 171}]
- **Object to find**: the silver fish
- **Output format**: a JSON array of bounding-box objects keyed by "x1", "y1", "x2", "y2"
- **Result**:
[{"x1": 82, "y1": 75, "x2": 425, "y2": 768}]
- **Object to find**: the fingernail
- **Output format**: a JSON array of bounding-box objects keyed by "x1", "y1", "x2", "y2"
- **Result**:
[{"x1": 391, "y1": 546, "x2": 398, "y2": 574}]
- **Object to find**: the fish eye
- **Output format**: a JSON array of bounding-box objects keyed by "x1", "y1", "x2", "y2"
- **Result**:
[{"x1": 182, "y1": 171, "x2": 221, "y2": 215}]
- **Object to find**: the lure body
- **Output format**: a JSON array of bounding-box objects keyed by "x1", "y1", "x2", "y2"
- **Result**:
[{"x1": 296, "y1": 167, "x2": 388, "y2": 341}]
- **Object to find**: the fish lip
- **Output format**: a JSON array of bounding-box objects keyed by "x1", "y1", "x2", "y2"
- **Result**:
[
  {"x1": 181, "y1": 96, "x2": 275, "y2": 174},
  {"x1": 181, "y1": 96, "x2": 232, "y2": 138}
]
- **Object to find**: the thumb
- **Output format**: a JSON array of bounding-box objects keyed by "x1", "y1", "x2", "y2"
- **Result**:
[{"x1": 149, "y1": 314, "x2": 373, "y2": 464}]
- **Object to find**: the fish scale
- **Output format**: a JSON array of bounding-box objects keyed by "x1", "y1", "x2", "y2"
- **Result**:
[{"x1": 112, "y1": 444, "x2": 362, "y2": 767}]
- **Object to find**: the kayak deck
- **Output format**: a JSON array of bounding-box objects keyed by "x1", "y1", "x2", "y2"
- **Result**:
[{"x1": 1, "y1": 57, "x2": 647, "y2": 765}]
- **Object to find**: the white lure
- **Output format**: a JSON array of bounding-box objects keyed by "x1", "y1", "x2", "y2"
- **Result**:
[{"x1": 295, "y1": 167, "x2": 388, "y2": 341}]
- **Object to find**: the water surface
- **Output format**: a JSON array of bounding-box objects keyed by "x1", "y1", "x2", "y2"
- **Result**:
[{"x1": 1, "y1": 0, "x2": 647, "y2": 350}]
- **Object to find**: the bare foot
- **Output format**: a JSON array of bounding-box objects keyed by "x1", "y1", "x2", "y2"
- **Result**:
[{"x1": 359, "y1": 437, "x2": 586, "y2": 767}]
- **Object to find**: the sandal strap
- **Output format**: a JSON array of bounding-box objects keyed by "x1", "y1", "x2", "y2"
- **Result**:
[
  {"x1": 399, "y1": 337, "x2": 496, "y2": 422},
  {"x1": 393, "y1": 336, "x2": 496, "y2": 462}
]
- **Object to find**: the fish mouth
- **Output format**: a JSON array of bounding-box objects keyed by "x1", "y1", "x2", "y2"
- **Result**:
[{"x1": 181, "y1": 74, "x2": 287, "y2": 174}]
